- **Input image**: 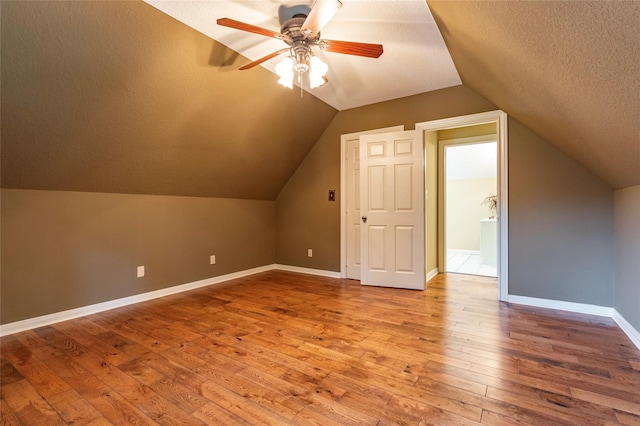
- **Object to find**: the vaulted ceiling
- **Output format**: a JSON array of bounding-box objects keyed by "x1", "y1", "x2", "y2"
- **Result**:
[
  {"x1": 1, "y1": 1, "x2": 337, "y2": 200},
  {"x1": 428, "y1": 1, "x2": 640, "y2": 190},
  {"x1": 143, "y1": 0, "x2": 462, "y2": 111},
  {"x1": 2, "y1": 1, "x2": 638, "y2": 200}
]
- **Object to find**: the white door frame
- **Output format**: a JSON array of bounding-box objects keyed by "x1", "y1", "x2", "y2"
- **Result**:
[
  {"x1": 416, "y1": 110, "x2": 509, "y2": 301},
  {"x1": 340, "y1": 126, "x2": 404, "y2": 279}
]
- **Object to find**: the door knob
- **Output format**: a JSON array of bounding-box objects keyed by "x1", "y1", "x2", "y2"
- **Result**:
[{"x1": 362, "y1": 216, "x2": 367, "y2": 223}]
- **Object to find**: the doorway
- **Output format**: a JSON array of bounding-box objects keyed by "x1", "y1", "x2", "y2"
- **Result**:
[
  {"x1": 417, "y1": 110, "x2": 508, "y2": 301},
  {"x1": 441, "y1": 137, "x2": 497, "y2": 277},
  {"x1": 341, "y1": 110, "x2": 508, "y2": 300}
]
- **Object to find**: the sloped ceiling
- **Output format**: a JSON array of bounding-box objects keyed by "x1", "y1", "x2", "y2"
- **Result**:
[
  {"x1": 1, "y1": 1, "x2": 337, "y2": 200},
  {"x1": 428, "y1": 1, "x2": 640, "y2": 190},
  {"x1": 2, "y1": 0, "x2": 638, "y2": 201},
  {"x1": 143, "y1": 0, "x2": 462, "y2": 111}
]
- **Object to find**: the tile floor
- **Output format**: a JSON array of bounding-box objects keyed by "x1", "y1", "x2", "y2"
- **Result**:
[{"x1": 446, "y1": 249, "x2": 497, "y2": 277}]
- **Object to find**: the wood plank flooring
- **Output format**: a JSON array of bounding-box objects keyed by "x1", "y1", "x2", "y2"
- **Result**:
[{"x1": 2, "y1": 271, "x2": 640, "y2": 425}]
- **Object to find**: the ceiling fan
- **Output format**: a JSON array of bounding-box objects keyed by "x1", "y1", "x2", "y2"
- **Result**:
[{"x1": 217, "y1": 0, "x2": 383, "y2": 89}]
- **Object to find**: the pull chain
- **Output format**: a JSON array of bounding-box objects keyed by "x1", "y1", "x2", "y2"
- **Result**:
[{"x1": 298, "y1": 70, "x2": 304, "y2": 98}]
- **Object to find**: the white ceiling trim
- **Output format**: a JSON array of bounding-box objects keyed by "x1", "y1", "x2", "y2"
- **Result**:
[{"x1": 144, "y1": 0, "x2": 461, "y2": 110}]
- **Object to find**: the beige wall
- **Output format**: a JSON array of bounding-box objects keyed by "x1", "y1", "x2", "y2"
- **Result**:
[
  {"x1": 277, "y1": 98, "x2": 616, "y2": 308},
  {"x1": 614, "y1": 185, "x2": 640, "y2": 331},
  {"x1": 446, "y1": 178, "x2": 497, "y2": 251},
  {"x1": 2, "y1": 85, "x2": 620, "y2": 323},
  {"x1": 508, "y1": 119, "x2": 614, "y2": 305},
  {"x1": 1, "y1": 189, "x2": 276, "y2": 324},
  {"x1": 0, "y1": 1, "x2": 626, "y2": 326},
  {"x1": 1, "y1": 1, "x2": 337, "y2": 201},
  {"x1": 276, "y1": 85, "x2": 497, "y2": 270}
]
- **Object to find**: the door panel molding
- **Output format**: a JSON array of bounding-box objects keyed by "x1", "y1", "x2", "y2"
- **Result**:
[
  {"x1": 360, "y1": 130, "x2": 425, "y2": 290},
  {"x1": 340, "y1": 126, "x2": 404, "y2": 280}
]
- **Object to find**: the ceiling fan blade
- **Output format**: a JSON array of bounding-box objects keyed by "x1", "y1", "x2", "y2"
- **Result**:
[
  {"x1": 217, "y1": 18, "x2": 291, "y2": 43},
  {"x1": 239, "y1": 48, "x2": 290, "y2": 70},
  {"x1": 320, "y1": 39, "x2": 384, "y2": 58},
  {"x1": 301, "y1": 0, "x2": 342, "y2": 37}
]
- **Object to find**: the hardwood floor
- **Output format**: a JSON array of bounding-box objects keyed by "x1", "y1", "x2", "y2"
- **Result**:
[{"x1": 2, "y1": 271, "x2": 640, "y2": 425}]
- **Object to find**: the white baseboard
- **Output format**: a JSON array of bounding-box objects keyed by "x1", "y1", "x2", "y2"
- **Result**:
[
  {"x1": 507, "y1": 295, "x2": 615, "y2": 317},
  {"x1": 0, "y1": 264, "x2": 276, "y2": 337},
  {"x1": 426, "y1": 268, "x2": 439, "y2": 282},
  {"x1": 0, "y1": 264, "x2": 341, "y2": 336},
  {"x1": 508, "y1": 295, "x2": 640, "y2": 350},
  {"x1": 613, "y1": 309, "x2": 640, "y2": 350},
  {"x1": 274, "y1": 264, "x2": 341, "y2": 279},
  {"x1": 4, "y1": 268, "x2": 639, "y2": 352}
]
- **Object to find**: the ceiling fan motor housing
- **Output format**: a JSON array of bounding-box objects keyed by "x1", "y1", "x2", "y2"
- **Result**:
[
  {"x1": 281, "y1": 16, "x2": 320, "y2": 44},
  {"x1": 281, "y1": 15, "x2": 320, "y2": 72},
  {"x1": 292, "y1": 43, "x2": 310, "y2": 72},
  {"x1": 216, "y1": 0, "x2": 382, "y2": 75}
]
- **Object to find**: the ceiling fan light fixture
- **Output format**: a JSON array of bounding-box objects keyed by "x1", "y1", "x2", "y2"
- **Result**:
[
  {"x1": 275, "y1": 56, "x2": 294, "y2": 89},
  {"x1": 309, "y1": 74, "x2": 328, "y2": 89},
  {"x1": 309, "y1": 55, "x2": 328, "y2": 88},
  {"x1": 217, "y1": 0, "x2": 383, "y2": 92},
  {"x1": 275, "y1": 53, "x2": 328, "y2": 90},
  {"x1": 310, "y1": 55, "x2": 328, "y2": 76}
]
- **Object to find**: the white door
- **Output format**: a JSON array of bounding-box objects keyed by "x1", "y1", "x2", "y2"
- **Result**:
[
  {"x1": 360, "y1": 130, "x2": 425, "y2": 290},
  {"x1": 343, "y1": 126, "x2": 403, "y2": 280},
  {"x1": 345, "y1": 137, "x2": 363, "y2": 279}
]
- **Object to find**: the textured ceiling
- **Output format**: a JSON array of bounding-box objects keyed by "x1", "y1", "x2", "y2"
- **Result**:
[
  {"x1": 428, "y1": 1, "x2": 640, "y2": 189},
  {"x1": 2, "y1": 0, "x2": 638, "y2": 201},
  {"x1": 1, "y1": 1, "x2": 337, "y2": 199},
  {"x1": 143, "y1": 0, "x2": 462, "y2": 111}
]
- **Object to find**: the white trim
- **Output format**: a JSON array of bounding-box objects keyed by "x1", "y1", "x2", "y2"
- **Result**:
[
  {"x1": 416, "y1": 110, "x2": 509, "y2": 302},
  {"x1": 0, "y1": 264, "x2": 343, "y2": 337},
  {"x1": 0, "y1": 265, "x2": 276, "y2": 337},
  {"x1": 416, "y1": 110, "x2": 505, "y2": 131},
  {"x1": 497, "y1": 112, "x2": 509, "y2": 302},
  {"x1": 1, "y1": 264, "x2": 346, "y2": 337},
  {"x1": 508, "y1": 295, "x2": 614, "y2": 317},
  {"x1": 613, "y1": 310, "x2": 640, "y2": 350},
  {"x1": 3, "y1": 265, "x2": 639, "y2": 351},
  {"x1": 275, "y1": 264, "x2": 341, "y2": 279},
  {"x1": 426, "y1": 268, "x2": 439, "y2": 282},
  {"x1": 340, "y1": 125, "x2": 405, "y2": 279},
  {"x1": 508, "y1": 295, "x2": 640, "y2": 351}
]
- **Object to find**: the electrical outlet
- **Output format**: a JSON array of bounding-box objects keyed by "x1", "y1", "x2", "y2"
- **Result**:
[
  {"x1": 307, "y1": 249, "x2": 313, "y2": 257},
  {"x1": 137, "y1": 265, "x2": 145, "y2": 278},
  {"x1": 210, "y1": 255, "x2": 216, "y2": 265}
]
